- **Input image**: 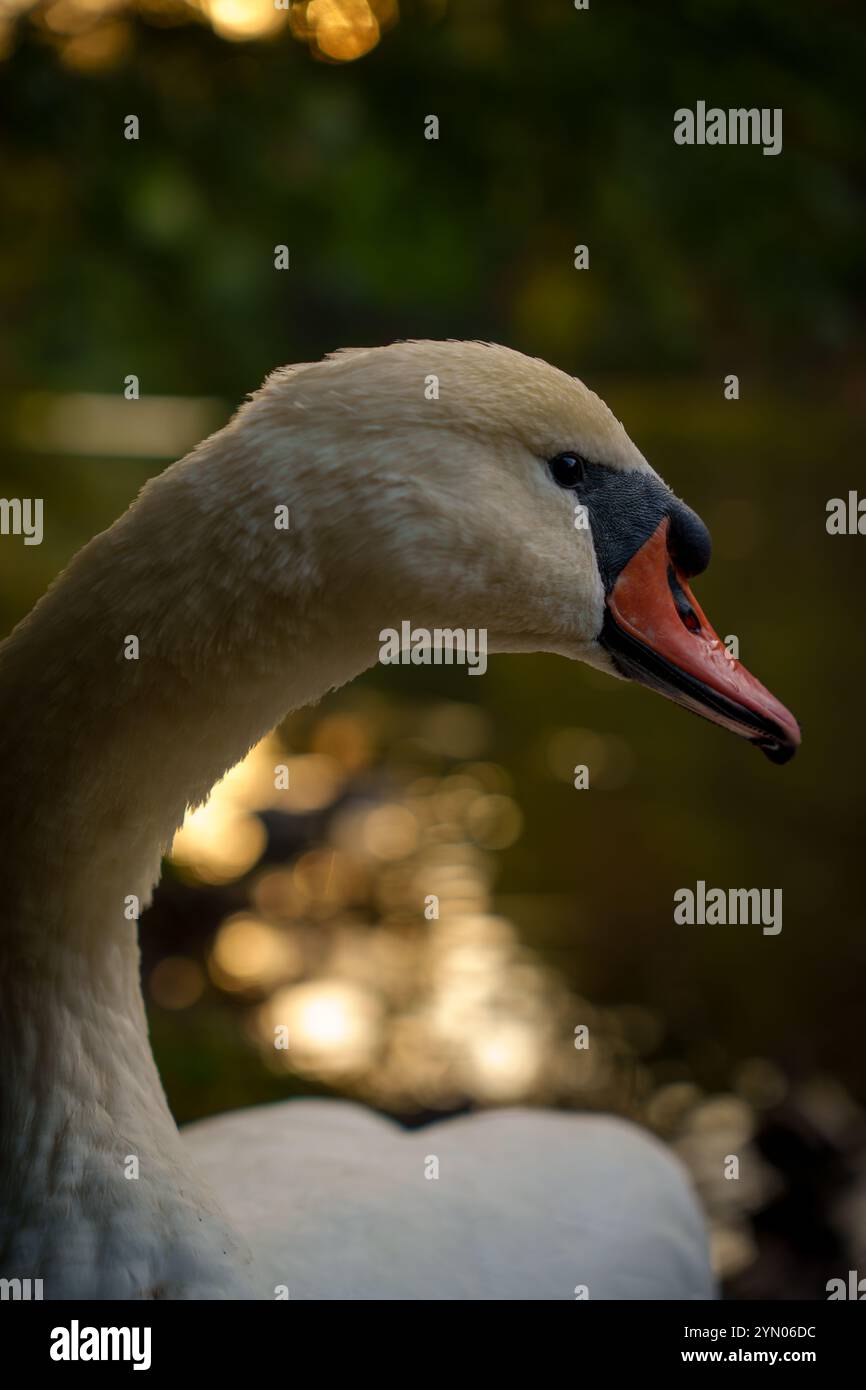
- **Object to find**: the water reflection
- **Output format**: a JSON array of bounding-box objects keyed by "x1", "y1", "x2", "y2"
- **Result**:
[{"x1": 156, "y1": 689, "x2": 865, "y2": 1288}]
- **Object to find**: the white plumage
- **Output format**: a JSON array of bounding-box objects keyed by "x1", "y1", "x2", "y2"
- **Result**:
[
  {"x1": 186, "y1": 1103, "x2": 713, "y2": 1300},
  {"x1": 0, "y1": 342, "x2": 714, "y2": 1300}
]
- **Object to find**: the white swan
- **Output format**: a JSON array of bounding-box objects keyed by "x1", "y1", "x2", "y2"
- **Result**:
[{"x1": 0, "y1": 341, "x2": 799, "y2": 1301}]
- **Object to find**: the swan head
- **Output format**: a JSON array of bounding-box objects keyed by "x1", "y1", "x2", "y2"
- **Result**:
[{"x1": 239, "y1": 340, "x2": 799, "y2": 762}]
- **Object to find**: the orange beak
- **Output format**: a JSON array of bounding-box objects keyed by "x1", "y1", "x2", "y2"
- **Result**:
[{"x1": 601, "y1": 519, "x2": 801, "y2": 763}]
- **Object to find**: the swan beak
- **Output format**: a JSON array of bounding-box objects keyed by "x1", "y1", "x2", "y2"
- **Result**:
[{"x1": 600, "y1": 518, "x2": 801, "y2": 763}]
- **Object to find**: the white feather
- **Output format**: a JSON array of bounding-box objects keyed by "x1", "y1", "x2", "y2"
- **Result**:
[{"x1": 0, "y1": 343, "x2": 712, "y2": 1300}]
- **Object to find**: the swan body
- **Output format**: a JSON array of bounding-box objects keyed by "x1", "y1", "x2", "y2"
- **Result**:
[
  {"x1": 0, "y1": 341, "x2": 798, "y2": 1300},
  {"x1": 183, "y1": 1103, "x2": 713, "y2": 1300}
]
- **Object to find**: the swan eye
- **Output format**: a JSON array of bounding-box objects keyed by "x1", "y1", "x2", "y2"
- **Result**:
[{"x1": 548, "y1": 453, "x2": 587, "y2": 489}]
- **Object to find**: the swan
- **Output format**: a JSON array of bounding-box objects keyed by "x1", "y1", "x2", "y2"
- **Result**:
[{"x1": 0, "y1": 340, "x2": 799, "y2": 1301}]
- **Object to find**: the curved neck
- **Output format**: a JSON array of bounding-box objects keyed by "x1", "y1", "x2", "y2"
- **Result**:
[{"x1": 0, "y1": 436, "x2": 377, "y2": 1297}]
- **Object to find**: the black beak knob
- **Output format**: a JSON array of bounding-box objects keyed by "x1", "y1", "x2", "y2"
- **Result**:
[{"x1": 667, "y1": 502, "x2": 712, "y2": 578}]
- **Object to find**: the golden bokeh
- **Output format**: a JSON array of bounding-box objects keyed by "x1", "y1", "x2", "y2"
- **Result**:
[
  {"x1": 292, "y1": 0, "x2": 397, "y2": 62},
  {"x1": 260, "y1": 978, "x2": 383, "y2": 1075},
  {"x1": 305, "y1": 0, "x2": 377, "y2": 61},
  {"x1": 209, "y1": 913, "x2": 303, "y2": 991},
  {"x1": 170, "y1": 794, "x2": 266, "y2": 883},
  {"x1": 150, "y1": 955, "x2": 206, "y2": 1009},
  {"x1": 155, "y1": 688, "x2": 809, "y2": 1278},
  {"x1": 1, "y1": 0, "x2": 401, "y2": 62},
  {"x1": 201, "y1": 0, "x2": 282, "y2": 42}
]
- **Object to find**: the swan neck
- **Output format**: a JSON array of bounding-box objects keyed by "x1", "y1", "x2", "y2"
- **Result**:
[{"x1": 0, "y1": 431, "x2": 375, "y2": 1295}]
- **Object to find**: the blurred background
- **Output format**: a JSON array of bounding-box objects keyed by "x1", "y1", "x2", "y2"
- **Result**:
[{"x1": 1, "y1": 0, "x2": 865, "y2": 1299}]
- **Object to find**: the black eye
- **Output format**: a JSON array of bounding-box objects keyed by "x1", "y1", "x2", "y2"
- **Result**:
[{"x1": 548, "y1": 453, "x2": 587, "y2": 489}]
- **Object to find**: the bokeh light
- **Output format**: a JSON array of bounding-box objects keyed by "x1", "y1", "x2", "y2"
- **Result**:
[
  {"x1": 150, "y1": 955, "x2": 206, "y2": 1009},
  {"x1": 0, "y1": 0, "x2": 401, "y2": 61},
  {"x1": 260, "y1": 978, "x2": 383, "y2": 1076},
  {"x1": 155, "y1": 682, "x2": 866, "y2": 1290}
]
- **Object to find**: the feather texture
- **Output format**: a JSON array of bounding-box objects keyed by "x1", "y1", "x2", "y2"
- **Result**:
[{"x1": 0, "y1": 342, "x2": 711, "y2": 1300}]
